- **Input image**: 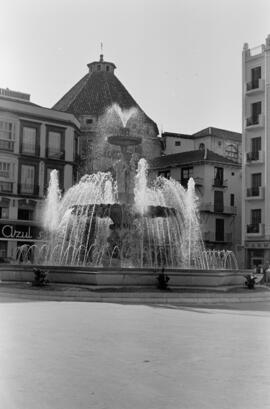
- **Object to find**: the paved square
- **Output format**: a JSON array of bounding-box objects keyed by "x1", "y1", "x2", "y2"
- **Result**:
[{"x1": 0, "y1": 301, "x2": 270, "y2": 409}]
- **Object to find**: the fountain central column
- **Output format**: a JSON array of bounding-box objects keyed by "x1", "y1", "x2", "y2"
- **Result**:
[{"x1": 108, "y1": 128, "x2": 142, "y2": 205}]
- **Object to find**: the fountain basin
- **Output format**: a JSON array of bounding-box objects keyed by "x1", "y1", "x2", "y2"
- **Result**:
[{"x1": 0, "y1": 264, "x2": 250, "y2": 288}]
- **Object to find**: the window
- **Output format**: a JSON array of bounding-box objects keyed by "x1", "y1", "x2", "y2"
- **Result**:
[
  {"x1": 0, "y1": 161, "x2": 10, "y2": 178},
  {"x1": 86, "y1": 118, "x2": 93, "y2": 125},
  {"x1": 0, "y1": 120, "x2": 15, "y2": 151},
  {"x1": 226, "y1": 144, "x2": 238, "y2": 161},
  {"x1": 215, "y1": 219, "x2": 224, "y2": 242},
  {"x1": 18, "y1": 208, "x2": 34, "y2": 220},
  {"x1": 181, "y1": 167, "x2": 193, "y2": 188},
  {"x1": 20, "y1": 164, "x2": 35, "y2": 194},
  {"x1": 218, "y1": 141, "x2": 222, "y2": 147},
  {"x1": 251, "y1": 173, "x2": 261, "y2": 188},
  {"x1": 230, "y1": 194, "x2": 235, "y2": 207},
  {"x1": 22, "y1": 127, "x2": 36, "y2": 154},
  {"x1": 251, "y1": 209, "x2": 261, "y2": 225},
  {"x1": 214, "y1": 167, "x2": 224, "y2": 186},
  {"x1": 0, "y1": 207, "x2": 9, "y2": 219},
  {"x1": 199, "y1": 143, "x2": 205, "y2": 150},
  {"x1": 250, "y1": 137, "x2": 261, "y2": 160},
  {"x1": 251, "y1": 101, "x2": 262, "y2": 124},
  {"x1": 48, "y1": 131, "x2": 62, "y2": 158},
  {"x1": 214, "y1": 191, "x2": 224, "y2": 213},
  {"x1": 175, "y1": 141, "x2": 181, "y2": 147},
  {"x1": 97, "y1": 65, "x2": 101, "y2": 71},
  {"x1": 247, "y1": 173, "x2": 262, "y2": 197},
  {"x1": 106, "y1": 65, "x2": 110, "y2": 72},
  {"x1": 158, "y1": 170, "x2": 171, "y2": 179},
  {"x1": 251, "y1": 66, "x2": 261, "y2": 89}
]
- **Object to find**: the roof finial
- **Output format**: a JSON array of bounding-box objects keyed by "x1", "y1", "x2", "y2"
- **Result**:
[{"x1": 100, "y1": 42, "x2": 104, "y2": 62}]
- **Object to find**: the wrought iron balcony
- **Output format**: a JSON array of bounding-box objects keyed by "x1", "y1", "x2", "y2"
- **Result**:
[
  {"x1": 246, "y1": 186, "x2": 264, "y2": 199},
  {"x1": 246, "y1": 114, "x2": 264, "y2": 129},
  {"x1": 212, "y1": 178, "x2": 228, "y2": 188},
  {"x1": 246, "y1": 151, "x2": 264, "y2": 163},
  {"x1": 203, "y1": 231, "x2": 233, "y2": 243},
  {"x1": 247, "y1": 223, "x2": 264, "y2": 235},
  {"x1": 200, "y1": 203, "x2": 236, "y2": 215},
  {"x1": 246, "y1": 78, "x2": 264, "y2": 94}
]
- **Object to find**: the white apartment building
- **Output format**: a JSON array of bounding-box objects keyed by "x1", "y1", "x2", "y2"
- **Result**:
[
  {"x1": 150, "y1": 149, "x2": 242, "y2": 265},
  {"x1": 162, "y1": 127, "x2": 241, "y2": 163},
  {"x1": 0, "y1": 88, "x2": 80, "y2": 262},
  {"x1": 242, "y1": 35, "x2": 270, "y2": 268}
]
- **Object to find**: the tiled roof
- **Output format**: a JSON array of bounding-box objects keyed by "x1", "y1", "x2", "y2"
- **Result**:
[
  {"x1": 162, "y1": 132, "x2": 192, "y2": 139},
  {"x1": 0, "y1": 95, "x2": 40, "y2": 107},
  {"x1": 53, "y1": 71, "x2": 158, "y2": 131},
  {"x1": 150, "y1": 149, "x2": 241, "y2": 169},
  {"x1": 162, "y1": 127, "x2": 242, "y2": 142},
  {"x1": 192, "y1": 126, "x2": 241, "y2": 141}
]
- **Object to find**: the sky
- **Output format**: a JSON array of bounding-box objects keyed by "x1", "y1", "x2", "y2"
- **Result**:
[{"x1": 1, "y1": 0, "x2": 270, "y2": 135}]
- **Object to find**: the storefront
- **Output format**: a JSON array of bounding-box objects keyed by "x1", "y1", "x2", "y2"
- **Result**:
[
  {"x1": 0, "y1": 221, "x2": 45, "y2": 262},
  {"x1": 245, "y1": 241, "x2": 270, "y2": 268}
]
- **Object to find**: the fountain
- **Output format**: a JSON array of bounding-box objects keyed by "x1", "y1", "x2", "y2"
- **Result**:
[{"x1": 10, "y1": 104, "x2": 245, "y2": 288}]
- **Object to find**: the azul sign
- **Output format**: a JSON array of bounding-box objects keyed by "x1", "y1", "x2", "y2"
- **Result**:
[{"x1": 0, "y1": 223, "x2": 45, "y2": 241}]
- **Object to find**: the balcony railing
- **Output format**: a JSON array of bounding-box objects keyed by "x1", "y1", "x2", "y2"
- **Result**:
[
  {"x1": 193, "y1": 176, "x2": 204, "y2": 186},
  {"x1": 247, "y1": 223, "x2": 264, "y2": 235},
  {"x1": 246, "y1": 114, "x2": 264, "y2": 128},
  {"x1": 203, "y1": 231, "x2": 233, "y2": 243},
  {"x1": 0, "y1": 181, "x2": 13, "y2": 193},
  {"x1": 200, "y1": 203, "x2": 237, "y2": 215},
  {"x1": 246, "y1": 151, "x2": 264, "y2": 163},
  {"x1": 247, "y1": 187, "x2": 260, "y2": 196},
  {"x1": 246, "y1": 79, "x2": 259, "y2": 91},
  {"x1": 246, "y1": 186, "x2": 264, "y2": 198},
  {"x1": 0, "y1": 139, "x2": 14, "y2": 151},
  {"x1": 212, "y1": 178, "x2": 228, "y2": 188},
  {"x1": 246, "y1": 78, "x2": 264, "y2": 94},
  {"x1": 18, "y1": 184, "x2": 39, "y2": 196}
]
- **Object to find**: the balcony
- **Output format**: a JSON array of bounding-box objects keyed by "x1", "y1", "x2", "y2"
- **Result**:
[
  {"x1": 246, "y1": 186, "x2": 264, "y2": 200},
  {"x1": 246, "y1": 223, "x2": 265, "y2": 236},
  {"x1": 191, "y1": 176, "x2": 203, "y2": 186},
  {"x1": 18, "y1": 184, "x2": 39, "y2": 196},
  {"x1": 246, "y1": 114, "x2": 264, "y2": 129},
  {"x1": 0, "y1": 181, "x2": 13, "y2": 193},
  {"x1": 200, "y1": 203, "x2": 237, "y2": 215},
  {"x1": 212, "y1": 178, "x2": 228, "y2": 188},
  {"x1": 246, "y1": 150, "x2": 264, "y2": 164},
  {"x1": 246, "y1": 78, "x2": 264, "y2": 95},
  {"x1": 0, "y1": 139, "x2": 14, "y2": 151},
  {"x1": 203, "y1": 231, "x2": 233, "y2": 243}
]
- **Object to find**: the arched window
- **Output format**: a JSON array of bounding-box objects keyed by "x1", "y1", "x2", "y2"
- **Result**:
[{"x1": 226, "y1": 144, "x2": 238, "y2": 161}]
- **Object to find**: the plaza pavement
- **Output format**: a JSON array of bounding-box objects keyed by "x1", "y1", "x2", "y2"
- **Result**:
[{"x1": 0, "y1": 283, "x2": 270, "y2": 409}]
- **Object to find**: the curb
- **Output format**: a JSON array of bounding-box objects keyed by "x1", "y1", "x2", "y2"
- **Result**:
[{"x1": 0, "y1": 284, "x2": 270, "y2": 304}]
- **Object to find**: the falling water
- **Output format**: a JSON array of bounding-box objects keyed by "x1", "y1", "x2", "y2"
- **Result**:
[{"x1": 42, "y1": 169, "x2": 61, "y2": 232}]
